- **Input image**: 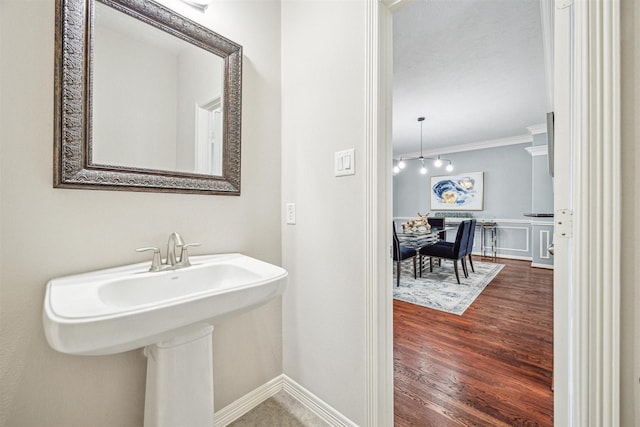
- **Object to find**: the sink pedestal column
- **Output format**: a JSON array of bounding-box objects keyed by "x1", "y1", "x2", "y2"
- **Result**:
[{"x1": 143, "y1": 324, "x2": 215, "y2": 427}]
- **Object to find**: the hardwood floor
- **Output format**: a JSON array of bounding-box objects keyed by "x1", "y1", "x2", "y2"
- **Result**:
[{"x1": 394, "y1": 257, "x2": 553, "y2": 427}]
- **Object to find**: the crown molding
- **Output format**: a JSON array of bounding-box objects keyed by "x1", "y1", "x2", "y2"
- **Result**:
[
  {"x1": 525, "y1": 144, "x2": 548, "y2": 156},
  {"x1": 396, "y1": 133, "x2": 533, "y2": 159},
  {"x1": 527, "y1": 122, "x2": 548, "y2": 135}
]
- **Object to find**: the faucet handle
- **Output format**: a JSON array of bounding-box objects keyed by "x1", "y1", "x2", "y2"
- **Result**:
[
  {"x1": 136, "y1": 247, "x2": 163, "y2": 272},
  {"x1": 178, "y1": 243, "x2": 200, "y2": 267}
]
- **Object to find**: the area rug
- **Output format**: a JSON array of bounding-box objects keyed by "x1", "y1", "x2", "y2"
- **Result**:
[{"x1": 393, "y1": 260, "x2": 504, "y2": 315}]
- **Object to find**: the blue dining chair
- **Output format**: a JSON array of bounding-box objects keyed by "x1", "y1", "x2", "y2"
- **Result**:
[
  {"x1": 425, "y1": 217, "x2": 446, "y2": 270},
  {"x1": 419, "y1": 220, "x2": 471, "y2": 284},
  {"x1": 464, "y1": 219, "x2": 477, "y2": 273},
  {"x1": 427, "y1": 217, "x2": 445, "y2": 241},
  {"x1": 393, "y1": 222, "x2": 416, "y2": 287}
]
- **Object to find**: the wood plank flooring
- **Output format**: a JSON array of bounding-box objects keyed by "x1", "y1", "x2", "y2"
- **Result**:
[{"x1": 394, "y1": 257, "x2": 553, "y2": 427}]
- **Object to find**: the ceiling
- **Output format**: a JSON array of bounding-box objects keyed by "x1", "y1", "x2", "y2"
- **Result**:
[{"x1": 392, "y1": 0, "x2": 549, "y2": 157}]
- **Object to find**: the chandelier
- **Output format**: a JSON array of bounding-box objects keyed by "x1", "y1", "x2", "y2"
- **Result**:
[{"x1": 393, "y1": 117, "x2": 453, "y2": 175}]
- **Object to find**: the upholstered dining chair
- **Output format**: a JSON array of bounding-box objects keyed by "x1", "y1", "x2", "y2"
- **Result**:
[
  {"x1": 419, "y1": 220, "x2": 471, "y2": 284},
  {"x1": 464, "y1": 219, "x2": 477, "y2": 273},
  {"x1": 427, "y1": 217, "x2": 446, "y2": 241},
  {"x1": 393, "y1": 222, "x2": 417, "y2": 287},
  {"x1": 425, "y1": 217, "x2": 446, "y2": 271}
]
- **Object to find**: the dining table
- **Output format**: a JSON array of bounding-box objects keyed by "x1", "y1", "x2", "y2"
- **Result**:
[
  {"x1": 396, "y1": 226, "x2": 457, "y2": 248},
  {"x1": 396, "y1": 226, "x2": 457, "y2": 274},
  {"x1": 396, "y1": 229, "x2": 440, "y2": 249}
]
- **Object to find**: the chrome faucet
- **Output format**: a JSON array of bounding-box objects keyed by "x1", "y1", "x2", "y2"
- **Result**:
[{"x1": 136, "y1": 233, "x2": 200, "y2": 272}]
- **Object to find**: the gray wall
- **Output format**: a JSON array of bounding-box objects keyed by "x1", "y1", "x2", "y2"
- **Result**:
[
  {"x1": 532, "y1": 133, "x2": 554, "y2": 214},
  {"x1": 530, "y1": 132, "x2": 554, "y2": 267},
  {"x1": 394, "y1": 141, "x2": 555, "y2": 264},
  {"x1": 281, "y1": 1, "x2": 369, "y2": 424},
  {"x1": 394, "y1": 143, "x2": 533, "y2": 219}
]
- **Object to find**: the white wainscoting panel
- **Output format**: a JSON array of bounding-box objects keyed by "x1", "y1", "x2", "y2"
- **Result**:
[
  {"x1": 394, "y1": 217, "x2": 533, "y2": 260},
  {"x1": 539, "y1": 229, "x2": 551, "y2": 259},
  {"x1": 531, "y1": 221, "x2": 554, "y2": 268},
  {"x1": 495, "y1": 225, "x2": 530, "y2": 253}
]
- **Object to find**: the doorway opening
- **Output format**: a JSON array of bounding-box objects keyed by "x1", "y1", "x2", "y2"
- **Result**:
[{"x1": 388, "y1": 1, "x2": 555, "y2": 424}]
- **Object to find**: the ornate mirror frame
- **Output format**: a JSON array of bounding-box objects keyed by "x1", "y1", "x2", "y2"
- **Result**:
[{"x1": 54, "y1": 0, "x2": 242, "y2": 195}]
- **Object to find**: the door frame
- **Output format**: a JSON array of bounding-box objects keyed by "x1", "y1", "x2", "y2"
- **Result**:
[
  {"x1": 553, "y1": 1, "x2": 621, "y2": 424},
  {"x1": 365, "y1": 0, "x2": 621, "y2": 425}
]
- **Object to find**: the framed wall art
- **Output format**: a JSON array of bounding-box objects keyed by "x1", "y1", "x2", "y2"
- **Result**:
[{"x1": 430, "y1": 172, "x2": 484, "y2": 211}]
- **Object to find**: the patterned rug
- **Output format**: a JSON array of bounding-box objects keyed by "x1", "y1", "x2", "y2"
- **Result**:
[{"x1": 393, "y1": 260, "x2": 504, "y2": 315}]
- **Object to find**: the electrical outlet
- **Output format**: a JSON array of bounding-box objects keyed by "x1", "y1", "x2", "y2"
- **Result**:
[{"x1": 286, "y1": 203, "x2": 296, "y2": 225}]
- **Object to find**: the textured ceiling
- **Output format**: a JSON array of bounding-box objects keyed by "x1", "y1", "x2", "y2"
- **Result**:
[{"x1": 393, "y1": 0, "x2": 548, "y2": 156}]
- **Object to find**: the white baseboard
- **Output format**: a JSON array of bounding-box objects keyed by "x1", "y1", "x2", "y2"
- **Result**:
[
  {"x1": 472, "y1": 253, "x2": 553, "y2": 268},
  {"x1": 480, "y1": 253, "x2": 531, "y2": 262},
  {"x1": 282, "y1": 375, "x2": 358, "y2": 427},
  {"x1": 214, "y1": 376, "x2": 284, "y2": 426},
  {"x1": 531, "y1": 262, "x2": 554, "y2": 269},
  {"x1": 214, "y1": 374, "x2": 356, "y2": 427}
]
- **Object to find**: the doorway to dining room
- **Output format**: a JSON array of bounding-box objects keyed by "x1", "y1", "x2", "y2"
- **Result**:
[{"x1": 388, "y1": 1, "x2": 555, "y2": 424}]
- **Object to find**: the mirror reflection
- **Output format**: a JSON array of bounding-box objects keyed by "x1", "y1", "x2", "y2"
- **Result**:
[
  {"x1": 93, "y1": 2, "x2": 225, "y2": 176},
  {"x1": 54, "y1": 0, "x2": 242, "y2": 195}
]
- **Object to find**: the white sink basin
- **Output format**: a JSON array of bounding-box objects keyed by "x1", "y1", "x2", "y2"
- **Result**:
[{"x1": 43, "y1": 253, "x2": 288, "y2": 356}]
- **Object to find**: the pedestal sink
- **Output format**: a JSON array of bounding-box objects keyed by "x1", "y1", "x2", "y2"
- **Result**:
[{"x1": 43, "y1": 253, "x2": 287, "y2": 426}]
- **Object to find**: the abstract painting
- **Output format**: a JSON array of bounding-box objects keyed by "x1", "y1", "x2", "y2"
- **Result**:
[{"x1": 430, "y1": 172, "x2": 484, "y2": 211}]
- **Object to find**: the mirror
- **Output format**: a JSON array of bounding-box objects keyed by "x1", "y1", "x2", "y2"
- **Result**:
[{"x1": 54, "y1": 0, "x2": 242, "y2": 194}]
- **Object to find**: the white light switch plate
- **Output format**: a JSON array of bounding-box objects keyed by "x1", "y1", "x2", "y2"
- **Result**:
[{"x1": 335, "y1": 149, "x2": 355, "y2": 176}]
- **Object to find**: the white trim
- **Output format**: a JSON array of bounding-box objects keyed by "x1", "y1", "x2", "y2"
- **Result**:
[
  {"x1": 379, "y1": 1, "x2": 635, "y2": 426},
  {"x1": 531, "y1": 220, "x2": 555, "y2": 226},
  {"x1": 214, "y1": 376, "x2": 283, "y2": 426},
  {"x1": 393, "y1": 217, "x2": 534, "y2": 225},
  {"x1": 471, "y1": 252, "x2": 532, "y2": 262},
  {"x1": 283, "y1": 375, "x2": 359, "y2": 427},
  {"x1": 495, "y1": 225, "x2": 530, "y2": 253},
  {"x1": 492, "y1": 219, "x2": 539, "y2": 224},
  {"x1": 571, "y1": 0, "x2": 621, "y2": 424},
  {"x1": 552, "y1": 2, "x2": 574, "y2": 423},
  {"x1": 531, "y1": 262, "x2": 555, "y2": 269},
  {"x1": 525, "y1": 144, "x2": 549, "y2": 157},
  {"x1": 527, "y1": 122, "x2": 549, "y2": 135},
  {"x1": 497, "y1": 254, "x2": 532, "y2": 261},
  {"x1": 395, "y1": 133, "x2": 533, "y2": 159},
  {"x1": 539, "y1": 230, "x2": 552, "y2": 259},
  {"x1": 539, "y1": 0, "x2": 555, "y2": 111},
  {"x1": 214, "y1": 375, "x2": 357, "y2": 427},
  {"x1": 366, "y1": 1, "x2": 394, "y2": 426}
]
